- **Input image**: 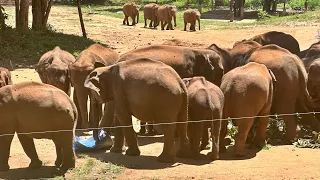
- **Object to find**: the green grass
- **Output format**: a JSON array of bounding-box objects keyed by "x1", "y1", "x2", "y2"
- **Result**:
[{"x1": 0, "y1": 27, "x2": 100, "y2": 68}]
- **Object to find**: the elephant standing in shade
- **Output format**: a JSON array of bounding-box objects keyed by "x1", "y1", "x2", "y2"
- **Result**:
[
  {"x1": 84, "y1": 58, "x2": 191, "y2": 163},
  {"x1": 35, "y1": 46, "x2": 76, "y2": 96},
  {"x1": 299, "y1": 42, "x2": 320, "y2": 58},
  {"x1": 220, "y1": 62, "x2": 276, "y2": 156},
  {"x1": 0, "y1": 82, "x2": 77, "y2": 171},
  {"x1": 143, "y1": 3, "x2": 159, "y2": 28},
  {"x1": 157, "y1": 4, "x2": 177, "y2": 30},
  {"x1": 183, "y1": 8, "x2": 201, "y2": 31},
  {"x1": 0, "y1": 67, "x2": 12, "y2": 87},
  {"x1": 69, "y1": 44, "x2": 119, "y2": 136},
  {"x1": 183, "y1": 76, "x2": 224, "y2": 160},
  {"x1": 123, "y1": 2, "x2": 139, "y2": 26}
]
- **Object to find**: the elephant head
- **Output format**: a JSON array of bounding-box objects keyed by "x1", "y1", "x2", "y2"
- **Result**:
[
  {"x1": 133, "y1": 4, "x2": 140, "y2": 23},
  {"x1": 45, "y1": 63, "x2": 71, "y2": 95},
  {"x1": 306, "y1": 57, "x2": 320, "y2": 99},
  {"x1": 0, "y1": 67, "x2": 12, "y2": 87},
  {"x1": 169, "y1": 5, "x2": 177, "y2": 27}
]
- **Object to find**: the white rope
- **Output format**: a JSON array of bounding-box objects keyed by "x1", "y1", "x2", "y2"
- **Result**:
[{"x1": 0, "y1": 111, "x2": 319, "y2": 137}]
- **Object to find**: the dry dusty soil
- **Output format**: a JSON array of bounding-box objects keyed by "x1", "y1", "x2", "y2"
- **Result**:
[{"x1": 1, "y1": 5, "x2": 320, "y2": 180}]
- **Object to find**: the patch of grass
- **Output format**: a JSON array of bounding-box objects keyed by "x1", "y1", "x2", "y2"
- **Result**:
[{"x1": 0, "y1": 28, "x2": 100, "y2": 68}]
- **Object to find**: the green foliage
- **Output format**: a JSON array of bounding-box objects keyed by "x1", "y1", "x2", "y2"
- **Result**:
[
  {"x1": 245, "y1": 0, "x2": 264, "y2": 9},
  {"x1": 227, "y1": 119, "x2": 238, "y2": 140},
  {"x1": 257, "y1": 10, "x2": 270, "y2": 20},
  {"x1": 288, "y1": 0, "x2": 320, "y2": 9}
]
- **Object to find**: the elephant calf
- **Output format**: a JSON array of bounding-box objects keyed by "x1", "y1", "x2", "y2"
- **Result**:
[
  {"x1": 84, "y1": 58, "x2": 191, "y2": 163},
  {"x1": 0, "y1": 82, "x2": 77, "y2": 171},
  {"x1": 0, "y1": 67, "x2": 12, "y2": 87},
  {"x1": 123, "y1": 2, "x2": 139, "y2": 26},
  {"x1": 220, "y1": 62, "x2": 276, "y2": 156},
  {"x1": 143, "y1": 3, "x2": 159, "y2": 28},
  {"x1": 183, "y1": 76, "x2": 224, "y2": 160},
  {"x1": 157, "y1": 4, "x2": 177, "y2": 30},
  {"x1": 183, "y1": 8, "x2": 201, "y2": 31}
]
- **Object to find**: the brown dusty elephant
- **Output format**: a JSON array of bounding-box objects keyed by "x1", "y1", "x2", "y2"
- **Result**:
[
  {"x1": 123, "y1": 2, "x2": 139, "y2": 26},
  {"x1": 183, "y1": 8, "x2": 201, "y2": 31},
  {"x1": 302, "y1": 54, "x2": 320, "y2": 99},
  {"x1": 0, "y1": 67, "x2": 12, "y2": 87},
  {"x1": 69, "y1": 44, "x2": 120, "y2": 133},
  {"x1": 220, "y1": 62, "x2": 276, "y2": 156},
  {"x1": 207, "y1": 44, "x2": 233, "y2": 74},
  {"x1": 248, "y1": 31, "x2": 301, "y2": 56},
  {"x1": 299, "y1": 41, "x2": 320, "y2": 58},
  {"x1": 99, "y1": 44, "x2": 224, "y2": 152},
  {"x1": 157, "y1": 4, "x2": 177, "y2": 30},
  {"x1": 182, "y1": 76, "x2": 224, "y2": 160},
  {"x1": 35, "y1": 46, "x2": 76, "y2": 96},
  {"x1": 143, "y1": 3, "x2": 159, "y2": 28},
  {"x1": 0, "y1": 81, "x2": 77, "y2": 171},
  {"x1": 241, "y1": 44, "x2": 320, "y2": 142},
  {"x1": 84, "y1": 58, "x2": 191, "y2": 163}
]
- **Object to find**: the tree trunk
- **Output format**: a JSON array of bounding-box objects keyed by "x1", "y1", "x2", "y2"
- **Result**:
[
  {"x1": 15, "y1": 0, "x2": 20, "y2": 29},
  {"x1": 19, "y1": 0, "x2": 29, "y2": 30},
  {"x1": 230, "y1": 0, "x2": 235, "y2": 22},
  {"x1": 77, "y1": 0, "x2": 87, "y2": 38},
  {"x1": 32, "y1": 0, "x2": 53, "y2": 30}
]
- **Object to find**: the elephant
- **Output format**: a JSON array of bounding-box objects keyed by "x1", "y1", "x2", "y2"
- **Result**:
[
  {"x1": 299, "y1": 41, "x2": 320, "y2": 58},
  {"x1": 207, "y1": 44, "x2": 233, "y2": 74},
  {"x1": 183, "y1": 8, "x2": 201, "y2": 31},
  {"x1": 69, "y1": 44, "x2": 120, "y2": 135},
  {"x1": 182, "y1": 76, "x2": 224, "y2": 160},
  {"x1": 0, "y1": 67, "x2": 12, "y2": 87},
  {"x1": 302, "y1": 54, "x2": 320, "y2": 99},
  {"x1": 248, "y1": 31, "x2": 301, "y2": 56},
  {"x1": 220, "y1": 62, "x2": 276, "y2": 156},
  {"x1": 157, "y1": 4, "x2": 177, "y2": 30},
  {"x1": 123, "y1": 2, "x2": 139, "y2": 26},
  {"x1": 143, "y1": 3, "x2": 159, "y2": 28},
  {"x1": 241, "y1": 44, "x2": 320, "y2": 142},
  {"x1": 35, "y1": 46, "x2": 76, "y2": 96},
  {"x1": 84, "y1": 58, "x2": 191, "y2": 163},
  {"x1": 0, "y1": 81, "x2": 77, "y2": 171}
]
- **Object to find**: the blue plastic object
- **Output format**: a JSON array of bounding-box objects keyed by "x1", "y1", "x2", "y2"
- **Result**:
[{"x1": 73, "y1": 129, "x2": 113, "y2": 152}]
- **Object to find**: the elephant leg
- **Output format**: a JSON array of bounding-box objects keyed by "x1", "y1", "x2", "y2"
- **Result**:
[
  {"x1": 75, "y1": 86, "x2": 89, "y2": 129},
  {"x1": 200, "y1": 125, "x2": 209, "y2": 150},
  {"x1": 211, "y1": 120, "x2": 222, "y2": 160},
  {"x1": 0, "y1": 135, "x2": 14, "y2": 171},
  {"x1": 149, "y1": 20, "x2": 153, "y2": 28},
  {"x1": 139, "y1": 122, "x2": 146, "y2": 134},
  {"x1": 163, "y1": 21, "x2": 168, "y2": 30},
  {"x1": 190, "y1": 122, "x2": 203, "y2": 158},
  {"x1": 144, "y1": 18, "x2": 147, "y2": 27},
  {"x1": 234, "y1": 118, "x2": 254, "y2": 157},
  {"x1": 53, "y1": 140, "x2": 63, "y2": 167},
  {"x1": 147, "y1": 124, "x2": 155, "y2": 135},
  {"x1": 90, "y1": 95, "x2": 102, "y2": 141},
  {"x1": 54, "y1": 132, "x2": 75, "y2": 171},
  {"x1": 160, "y1": 21, "x2": 164, "y2": 30},
  {"x1": 219, "y1": 120, "x2": 228, "y2": 153},
  {"x1": 157, "y1": 124, "x2": 175, "y2": 163},
  {"x1": 17, "y1": 134, "x2": 42, "y2": 169},
  {"x1": 253, "y1": 117, "x2": 268, "y2": 148},
  {"x1": 100, "y1": 100, "x2": 116, "y2": 135},
  {"x1": 176, "y1": 121, "x2": 191, "y2": 158},
  {"x1": 279, "y1": 103, "x2": 297, "y2": 142},
  {"x1": 123, "y1": 15, "x2": 127, "y2": 25},
  {"x1": 73, "y1": 89, "x2": 82, "y2": 129},
  {"x1": 110, "y1": 117, "x2": 126, "y2": 153},
  {"x1": 184, "y1": 22, "x2": 187, "y2": 31}
]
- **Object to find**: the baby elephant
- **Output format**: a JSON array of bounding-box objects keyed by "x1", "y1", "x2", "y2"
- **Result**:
[
  {"x1": 84, "y1": 58, "x2": 191, "y2": 163},
  {"x1": 123, "y1": 2, "x2": 139, "y2": 26},
  {"x1": 0, "y1": 82, "x2": 77, "y2": 171},
  {"x1": 183, "y1": 8, "x2": 201, "y2": 31},
  {"x1": 183, "y1": 76, "x2": 224, "y2": 160},
  {"x1": 220, "y1": 62, "x2": 276, "y2": 156},
  {"x1": 0, "y1": 67, "x2": 12, "y2": 87}
]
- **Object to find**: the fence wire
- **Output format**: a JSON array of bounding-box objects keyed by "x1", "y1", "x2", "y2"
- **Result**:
[{"x1": 0, "y1": 111, "x2": 319, "y2": 137}]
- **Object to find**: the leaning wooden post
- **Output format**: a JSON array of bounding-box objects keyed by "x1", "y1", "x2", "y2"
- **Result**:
[
  {"x1": 240, "y1": 0, "x2": 244, "y2": 20},
  {"x1": 77, "y1": 0, "x2": 87, "y2": 39},
  {"x1": 230, "y1": 0, "x2": 234, "y2": 22}
]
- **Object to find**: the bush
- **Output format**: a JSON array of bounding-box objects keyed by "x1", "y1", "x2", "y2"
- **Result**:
[
  {"x1": 257, "y1": 9, "x2": 269, "y2": 20},
  {"x1": 245, "y1": 0, "x2": 264, "y2": 9}
]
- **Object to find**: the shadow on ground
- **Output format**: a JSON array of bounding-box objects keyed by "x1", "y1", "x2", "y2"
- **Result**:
[{"x1": 0, "y1": 166, "x2": 65, "y2": 180}]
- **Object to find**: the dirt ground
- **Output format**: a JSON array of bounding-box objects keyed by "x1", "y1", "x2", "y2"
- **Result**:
[{"x1": 1, "y1": 5, "x2": 320, "y2": 180}]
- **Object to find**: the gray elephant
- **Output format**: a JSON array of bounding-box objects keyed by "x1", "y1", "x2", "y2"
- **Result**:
[
  {"x1": 183, "y1": 76, "x2": 224, "y2": 160},
  {"x1": 69, "y1": 44, "x2": 119, "y2": 135},
  {"x1": 35, "y1": 46, "x2": 76, "y2": 95},
  {"x1": 220, "y1": 62, "x2": 276, "y2": 156},
  {"x1": 84, "y1": 58, "x2": 191, "y2": 163},
  {"x1": 0, "y1": 81, "x2": 77, "y2": 171},
  {"x1": 123, "y1": 2, "x2": 139, "y2": 26},
  {"x1": 157, "y1": 4, "x2": 177, "y2": 30},
  {"x1": 183, "y1": 8, "x2": 201, "y2": 31},
  {"x1": 0, "y1": 67, "x2": 12, "y2": 87},
  {"x1": 143, "y1": 3, "x2": 159, "y2": 28}
]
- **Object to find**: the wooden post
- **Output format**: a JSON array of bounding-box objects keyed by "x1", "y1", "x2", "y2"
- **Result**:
[
  {"x1": 15, "y1": 0, "x2": 19, "y2": 29},
  {"x1": 230, "y1": 0, "x2": 234, "y2": 22},
  {"x1": 77, "y1": 0, "x2": 87, "y2": 39},
  {"x1": 240, "y1": 0, "x2": 244, "y2": 20}
]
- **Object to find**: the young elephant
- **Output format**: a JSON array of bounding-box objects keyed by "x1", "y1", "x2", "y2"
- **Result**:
[
  {"x1": 220, "y1": 62, "x2": 276, "y2": 156},
  {"x1": 35, "y1": 46, "x2": 76, "y2": 96},
  {"x1": 302, "y1": 54, "x2": 320, "y2": 99},
  {"x1": 0, "y1": 67, "x2": 12, "y2": 87},
  {"x1": 143, "y1": 3, "x2": 159, "y2": 28},
  {"x1": 123, "y1": 2, "x2": 139, "y2": 26},
  {"x1": 183, "y1": 76, "x2": 224, "y2": 160},
  {"x1": 183, "y1": 8, "x2": 201, "y2": 31},
  {"x1": 84, "y1": 58, "x2": 191, "y2": 163},
  {"x1": 157, "y1": 4, "x2": 177, "y2": 30},
  {"x1": 0, "y1": 81, "x2": 77, "y2": 171}
]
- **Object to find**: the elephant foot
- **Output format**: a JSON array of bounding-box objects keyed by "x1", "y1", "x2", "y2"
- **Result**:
[
  {"x1": 176, "y1": 147, "x2": 191, "y2": 158},
  {"x1": 191, "y1": 151, "x2": 201, "y2": 159},
  {"x1": 28, "y1": 159, "x2": 42, "y2": 169},
  {"x1": 110, "y1": 145, "x2": 126, "y2": 153},
  {"x1": 157, "y1": 153, "x2": 175, "y2": 163},
  {"x1": 253, "y1": 139, "x2": 267, "y2": 149},
  {"x1": 219, "y1": 145, "x2": 227, "y2": 153},
  {"x1": 234, "y1": 149, "x2": 249, "y2": 157},
  {"x1": 55, "y1": 158, "x2": 62, "y2": 167},
  {"x1": 0, "y1": 164, "x2": 9, "y2": 171},
  {"x1": 125, "y1": 147, "x2": 140, "y2": 156},
  {"x1": 207, "y1": 151, "x2": 220, "y2": 160},
  {"x1": 60, "y1": 163, "x2": 75, "y2": 171}
]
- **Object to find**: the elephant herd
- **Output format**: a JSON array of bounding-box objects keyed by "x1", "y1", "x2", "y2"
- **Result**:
[
  {"x1": 0, "y1": 30, "x2": 320, "y2": 172},
  {"x1": 123, "y1": 2, "x2": 201, "y2": 31}
]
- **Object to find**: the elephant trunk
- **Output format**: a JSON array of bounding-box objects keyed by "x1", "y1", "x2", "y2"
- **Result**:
[
  {"x1": 137, "y1": 11, "x2": 139, "y2": 23},
  {"x1": 198, "y1": 17, "x2": 200, "y2": 30},
  {"x1": 173, "y1": 14, "x2": 177, "y2": 27},
  {"x1": 75, "y1": 85, "x2": 89, "y2": 129}
]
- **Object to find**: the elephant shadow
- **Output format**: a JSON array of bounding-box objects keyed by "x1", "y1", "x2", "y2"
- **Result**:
[
  {"x1": 0, "y1": 166, "x2": 65, "y2": 180},
  {"x1": 218, "y1": 145, "x2": 259, "y2": 160}
]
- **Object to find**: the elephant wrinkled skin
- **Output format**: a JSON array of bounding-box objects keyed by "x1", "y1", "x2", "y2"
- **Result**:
[
  {"x1": 143, "y1": 3, "x2": 159, "y2": 28},
  {"x1": 84, "y1": 58, "x2": 191, "y2": 163},
  {"x1": 183, "y1": 8, "x2": 201, "y2": 31},
  {"x1": 35, "y1": 46, "x2": 76, "y2": 95},
  {"x1": 220, "y1": 62, "x2": 276, "y2": 156},
  {"x1": 123, "y1": 2, "x2": 139, "y2": 26},
  {"x1": 0, "y1": 67, "x2": 12, "y2": 87},
  {"x1": 0, "y1": 82, "x2": 77, "y2": 171},
  {"x1": 183, "y1": 76, "x2": 223, "y2": 160}
]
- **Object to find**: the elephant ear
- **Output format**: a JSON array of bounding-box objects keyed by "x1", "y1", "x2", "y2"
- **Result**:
[
  {"x1": 268, "y1": 69, "x2": 277, "y2": 83},
  {"x1": 84, "y1": 71, "x2": 101, "y2": 96},
  {"x1": 182, "y1": 78, "x2": 192, "y2": 87}
]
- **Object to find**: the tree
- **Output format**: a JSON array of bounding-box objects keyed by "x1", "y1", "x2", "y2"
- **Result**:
[
  {"x1": 15, "y1": 0, "x2": 29, "y2": 30},
  {"x1": 77, "y1": 0, "x2": 87, "y2": 38},
  {"x1": 32, "y1": 0, "x2": 54, "y2": 30}
]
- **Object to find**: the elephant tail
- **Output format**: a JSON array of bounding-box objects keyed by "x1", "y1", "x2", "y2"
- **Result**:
[
  {"x1": 137, "y1": 11, "x2": 139, "y2": 23},
  {"x1": 70, "y1": 97, "x2": 79, "y2": 141},
  {"x1": 178, "y1": 84, "x2": 188, "y2": 123}
]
